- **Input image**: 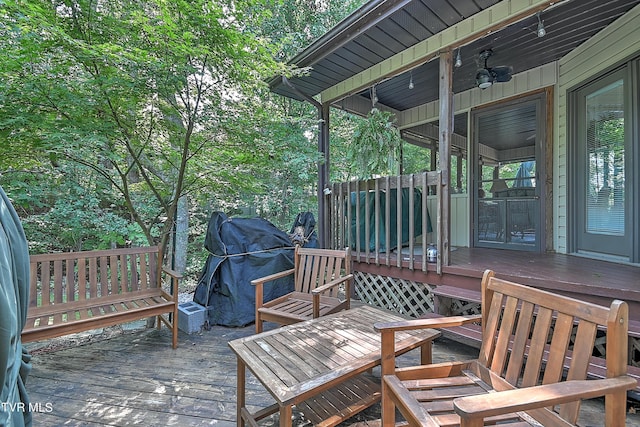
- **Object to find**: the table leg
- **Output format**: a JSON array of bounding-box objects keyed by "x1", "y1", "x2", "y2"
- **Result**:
[
  {"x1": 420, "y1": 339, "x2": 433, "y2": 365},
  {"x1": 237, "y1": 356, "x2": 246, "y2": 427},
  {"x1": 279, "y1": 404, "x2": 292, "y2": 427}
]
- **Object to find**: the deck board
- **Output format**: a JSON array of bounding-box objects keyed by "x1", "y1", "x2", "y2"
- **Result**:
[{"x1": 24, "y1": 327, "x2": 274, "y2": 426}]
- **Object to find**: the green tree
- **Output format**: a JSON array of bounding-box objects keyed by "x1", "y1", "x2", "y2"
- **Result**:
[
  {"x1": 244, "y1": 0, "x2": 367, "y2": 229},
  {"x1": 0, "y1": 0, "x2": 287, "y2": 259}
]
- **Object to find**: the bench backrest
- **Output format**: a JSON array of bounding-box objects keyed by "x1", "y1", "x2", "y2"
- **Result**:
[
  {"x1": 479, "y1": 270, "x2": 629, "y2": 424},
  {"x1": 293, "y1": 247, "x2": 351, "y2": 297},
  {"x1": 29, "y1": 246, "x2": 160, "y2": 309}
]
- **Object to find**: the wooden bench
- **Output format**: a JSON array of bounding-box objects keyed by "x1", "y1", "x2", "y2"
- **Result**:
[
  {"x1": 376, "y1": 270, "x2": 638, "y2": 427},
  {"x1": 22, "y1": 246, "x2": 181, "y2": 348}
]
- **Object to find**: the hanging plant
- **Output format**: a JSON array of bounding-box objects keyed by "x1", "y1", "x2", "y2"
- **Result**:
[{"x1": 348, "y1": 108, "x2": 402, "y2": 179}]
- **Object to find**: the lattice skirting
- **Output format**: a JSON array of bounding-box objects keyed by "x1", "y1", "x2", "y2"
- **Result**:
[
  {"x1": 631, "y1": 337, "x2": 640, "y2": 367},
  {"x1": 353, "y1": 271, "x2": 640, "y2": 366},
  {"x1": 354, "y1": 271, "x2": 435, "y2": 318}
]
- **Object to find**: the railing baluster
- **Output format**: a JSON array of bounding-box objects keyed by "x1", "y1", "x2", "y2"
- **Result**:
[
  {"x1": 374, "y1": 178, "x2": 380, "y2": 266},
  {"x1": 409, "y1": 173, "x2": 415, "y2": 271},
  {"x1": 338, "y1": 182, "x2": 344, "y2": 250},
  {"x1": 384, "y1": 176, "x2": 391, "y2": 267},
  {"x1": 329, "y1": 170, "x2": 443, "y2": 274},
  {"x1": 396, "y1": 175, "x2": 402, "y2": 268},
  {"x1": 355, "y1": 179, "x2": 361, "y2": 263},
  {"x1": 364, "y1": 179, "x2": 371, "y2": 263},
  {"x1": 421, "y1": 172, "x2": 428, "y2": 271}
]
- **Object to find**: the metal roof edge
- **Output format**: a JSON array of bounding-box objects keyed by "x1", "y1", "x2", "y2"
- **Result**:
[
  {"x1": 268, "y1": 0, "x2": 411, "y2": 91},
  {"x1": 287, "y1": 0, "x2": 412, "y2": 67}
]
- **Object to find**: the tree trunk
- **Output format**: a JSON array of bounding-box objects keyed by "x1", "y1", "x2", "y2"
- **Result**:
[{"x1": 174, "y1": 194, "x2": 188, "y2": 275}]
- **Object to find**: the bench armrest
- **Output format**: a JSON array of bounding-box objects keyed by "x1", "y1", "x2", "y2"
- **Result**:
[
  {"x1": 162, "y1": 266, "x2": 183, "y2": 280},
  {"x1": 311, "y1": 273, "x2": 354, "y2": 295},
  {"x1": 161, "y1": 266, "x2": 182, "y2": 301},
  {"x1": 374, "y1": 314, "x2": 482, "y2": 333},
  {"x1": 454, "y1": 376, "x2": 638, "y2": 421}
]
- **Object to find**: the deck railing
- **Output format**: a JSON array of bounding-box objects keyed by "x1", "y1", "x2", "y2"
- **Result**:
[{"x1": 327, "y1": 171, "x2": 443, "y2": 273}]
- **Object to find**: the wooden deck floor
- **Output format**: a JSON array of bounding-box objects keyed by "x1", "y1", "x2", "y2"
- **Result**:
[
  {"x1": 23, "y1": 321, "x2": 640, "y2": 426},
  {"x1": 25, "y1": 325, "x2": 265, "y2": 426}
]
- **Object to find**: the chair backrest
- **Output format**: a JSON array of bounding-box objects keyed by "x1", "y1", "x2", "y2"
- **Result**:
[
  {"x1": 293, "y1": 247, "x2": 351, "y2": 297},
  {"x1": 479, "y1": 270, "x2": 628, "y2": 424}
]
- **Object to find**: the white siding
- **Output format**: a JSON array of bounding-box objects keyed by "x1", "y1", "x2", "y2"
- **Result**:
[
  {"x1": 426, "y1": 194, "x2": 469, "y2": 248},
  {"x1": 556, "y1": 4, "x2": 640, "y2": 253}
]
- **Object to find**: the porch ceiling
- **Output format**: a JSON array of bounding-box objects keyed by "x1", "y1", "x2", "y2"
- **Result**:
[{"x1": 271, "y1": 0, "x2": 640, "y2": 118}]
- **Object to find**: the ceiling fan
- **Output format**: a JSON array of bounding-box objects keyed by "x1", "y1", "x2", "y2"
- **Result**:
[{"x1": 476, "y1": 49, "x2": 513, "y2": 89}]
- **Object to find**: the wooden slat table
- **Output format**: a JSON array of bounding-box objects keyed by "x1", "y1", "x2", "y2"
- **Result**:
[{"x1": 229, "y1": 305, "x2": 440, "y2": 427}]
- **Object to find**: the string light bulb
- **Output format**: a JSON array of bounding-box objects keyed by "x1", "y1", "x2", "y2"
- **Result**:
[
  {"x1": 536, "y1": 12, "x2": 546, "y2": 37},
  {"x1": 454, "y1": 48, "x2": 462, "y2": 68},
  {"x1": 408, "y1": 71, "x2": 414, "y2": 90}
]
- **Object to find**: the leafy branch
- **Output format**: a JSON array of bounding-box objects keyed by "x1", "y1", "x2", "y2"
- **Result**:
[{"x1": 347, "y1": 108, "x2": 402, "y2": 179}]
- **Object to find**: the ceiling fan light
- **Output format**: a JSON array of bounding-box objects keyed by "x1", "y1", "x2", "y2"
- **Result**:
[{"x1": 476, "y1": 69, "x2": 493, "y2": 89}]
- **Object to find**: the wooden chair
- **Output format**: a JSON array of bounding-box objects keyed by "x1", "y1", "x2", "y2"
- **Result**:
[
  {"x1": 253, "y1": 247, "x2": 353, "y2": 333},
  {"x1": 375, "y1": 269, "x2": 637, "y2": 427}
]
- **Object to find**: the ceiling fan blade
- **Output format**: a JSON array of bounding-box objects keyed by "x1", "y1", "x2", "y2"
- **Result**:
[{"x1": 492, "y1": 66, "x2": 513, "y2": 82}]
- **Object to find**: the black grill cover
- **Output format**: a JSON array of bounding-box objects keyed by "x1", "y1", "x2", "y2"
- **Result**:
[{"x1": 193, "y1": 212, "x2": 295, "y2": 327}]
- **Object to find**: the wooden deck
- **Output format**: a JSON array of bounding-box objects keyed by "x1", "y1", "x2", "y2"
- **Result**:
[
  {"x1": 354, "y1": 247, "x2": 640, "y2": 319},
  {"x1": 23, "y1": 320, "x2": 640, "y2": 426},
  {"x1": 25, "y1": 326, "x2": 264, "y2": 427}
]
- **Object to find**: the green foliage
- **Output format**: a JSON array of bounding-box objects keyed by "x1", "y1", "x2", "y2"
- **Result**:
[
  {"x1": 5, "y1": 167, "x2": 131, "y2": 253},
  {"x1": 347, "y1": 108, "x2": 402, "y2": 179},
  {"x1": 402, "y1": 143, "x2": 432, "y2": 175},
  {"x1": 0, "y1": 0, "x2": 288, "y2": 255},
  {"x1": 0, "y1": 0, "x2": 369, "y2": 277}
]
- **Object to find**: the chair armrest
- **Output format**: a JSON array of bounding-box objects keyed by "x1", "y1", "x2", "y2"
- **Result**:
[
  {"x1": 252, "y1": 268, "x2": 295, "y2": 310},
  {"x1": 376, "y1": 314, "x2": 481, "y2": 378},
  {"x1": 250, "y1": 268, "x2": 295, "y2": 286},
  {"x1": 454, "y1": 377, "x2": 638, "y2": 421},
  {"x1": 311, "y1": 273, "x2": 354, "y2": 295},
  {"x1": 374, "y1": 314, "x2": 482, "y2": 333}
]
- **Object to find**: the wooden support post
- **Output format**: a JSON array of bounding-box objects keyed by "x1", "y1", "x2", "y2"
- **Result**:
[
  {"x1": 439, "y1": 50, "x2": 453, "y2": 267},
  {"x1": 318, "y1": 102, "x2": 330, "y2": 248}
]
